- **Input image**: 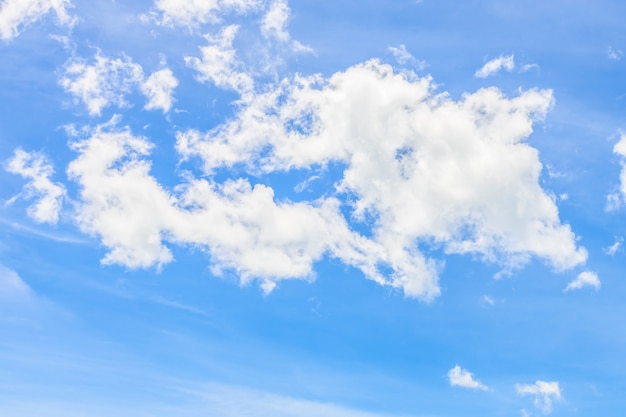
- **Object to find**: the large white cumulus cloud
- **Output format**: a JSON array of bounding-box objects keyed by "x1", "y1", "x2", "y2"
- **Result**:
[
  {"x1": 45, "y1": 57, "x2": 587, "y2": 300},
  {"x1": 66, "y1": 118, "x2": 389, "y2": 295},
  {"x1": 177, "y1": 60, "x2": 587, "y2": 293}
]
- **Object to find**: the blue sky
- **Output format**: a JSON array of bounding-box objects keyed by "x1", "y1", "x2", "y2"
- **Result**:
[{"x1": 1, "y1": 0, "x2": 626, "y2": 416}]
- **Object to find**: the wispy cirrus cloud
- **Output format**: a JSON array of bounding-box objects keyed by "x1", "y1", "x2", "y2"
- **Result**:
[{"x1": 564, "y1": 271, "x2": 600, "y2": 292}]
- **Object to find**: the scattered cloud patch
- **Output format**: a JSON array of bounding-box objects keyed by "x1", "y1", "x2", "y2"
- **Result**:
[
  {"x1": 448, "y1": 365, "x2": 488, "y2": 390},
  {"x1": 59, "y1": 50, "x2": 178, "y2": 116},
  {"x1": 141, "y1": 68, "x2": 179, "y2": 113},
  {"x1": 607, "y1": 46, "x2": 623, "y2": 60},
  {"x1": 515, "y1": 381, "x2": 562, "y2": 414},
  {"x1": 564, "y1": 271, "x2": 600, "y2": 292},
  {"x1": 609, "y1": 134, "x2": 626, "y2": 208},
  {"x1": 185, "y1": 25, "x2": 254, "y2": 95},
  {"x1": 475, "y1": 54, "x2": 515, "y2": 78},
  {"x1": 0, "y1": 0, "x2": 75, "y2": 41},
  {"x1": 605, "y1": 236, "x2": 623, "y2": 255},
  {"x1": 5, "y1": 148, "x2": 66, "y2": 224}
]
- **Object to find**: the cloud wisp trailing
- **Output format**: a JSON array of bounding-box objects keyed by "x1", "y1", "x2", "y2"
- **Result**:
[{"x1": 475, "y1": 54, "x2": 515, "y2": 78}]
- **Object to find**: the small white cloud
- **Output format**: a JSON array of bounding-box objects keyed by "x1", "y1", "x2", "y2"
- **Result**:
[
  {"x1": 141, "y1": 68, "x2": 179, "y2": 113},
  {"x1": 5, "y1": 148, "x2": 66, "y2": 224},
  {"x1": 448, "y1": 365, "x2": 488, "y2": 390},
  {"x1": 605, "y1": 236, "x2": 624, "y2": 255},
  {"x1": 185, "y1": 25, "x2": 254, "y2": 95},
  {"x1": 388, "y1": 44, "x2": 417, "y2": 66},
  {"x1": 59, "y1": 51, "x2": 145, "y2": 116},
  {"x1": 515, "y1": 381, "x2": 562, "y2": 414},
  {"x1": 609, "y1": 134, "x2": 626, "y2": 208},
  {"x1": 0, "y1": 0, "x2": 75, "y2": 41},
  {"x1": 564, "y1": 271, "x2": 600, "y2": 292},
  {"x1": 261, "y1": 0, "x2": 290, "y2": 42},
  {"x1": 475, "y1": 54, "x2": 515, "y2": 78},
  {"x1": 608, "y1": 46, "x2": 623, "y2": 60},
  {"x1": 481, "y1": 295, "x2": 495, "y2": 305}
]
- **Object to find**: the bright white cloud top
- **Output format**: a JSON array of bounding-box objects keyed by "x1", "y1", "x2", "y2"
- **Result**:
[
  {"x1": 1, "y1": 0, "x2": 625, "y2": 416},
  {"x1": 447, "y1": 365, "x2": 488, "y2": 391}
]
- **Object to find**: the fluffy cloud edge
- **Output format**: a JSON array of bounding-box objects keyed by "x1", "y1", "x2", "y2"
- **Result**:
[
  {"x1": 515, "y1": 381, "x2": 562, "y2": 414},
  {"x1": 448, "y1": 365, "x2": 488, "y2": 391},
  {"x1": 0, "y1": 0, "x2": 75, "y2": 41},
  {"x1": 4, "y1": 148, "x2": 66, "y2": 224},
  {"x1": 564, "y1": 271, "x2": 600, "y2": 292}
]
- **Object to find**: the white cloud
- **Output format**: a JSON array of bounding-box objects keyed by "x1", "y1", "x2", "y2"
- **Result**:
[
  {"x1": 515, "y1": 381, "x2": 562, "y2": 414},
  {"x1": 261, "y1": 0, "x2": 290, "y2": 42},
  {"x1": 66, "y1": 118, "x2": 386, "y2": 293},
  {"x1": 0, "y1": 0, "x2": 75, "y2": 41},
  {"x1": 148, "y1": 0, "x2": 259, "y2": 27},
  {"x1": 608, "y1": 46, "x2": 623, "y2": 60},
  {"x1": 564, "y1": 271, "x2": 600, "y2": 292},
  {"x1": 387, "y1": 44, "x2": 423, "y2": 68},
  {"x1": 5, "y1": 148, "x2": 66, "y2": 224},
  {"x1": 59, "y1": 51, "x2": 178, "y2": 116},
  {"x1": 448, "y1": 365, "x2": 488, "y2": 390},
  {"x1": 176, "y1": 59, "x2": 587, "y2": 299},
  {"x1": 481, "y1": 295, "x2": 495, "y2": 305},
  {"x1": 141, "y1": 68, "x2": 179, "y2": 113},
  {"x1": 604, "y1": 236, "x2": 623, "y2": 255},
  {"x1": 59, "y1": 51, "x2": 145, "y2": 116},
  {"x1": 609, "y1": 133, "x2": 626, "y2": 208},
  {"x1": 185, "y1": 25, "x2": 254, "y2": 95},
  {"x1": 475, "y1": 54, "x2": 515, "y2": 78}
]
